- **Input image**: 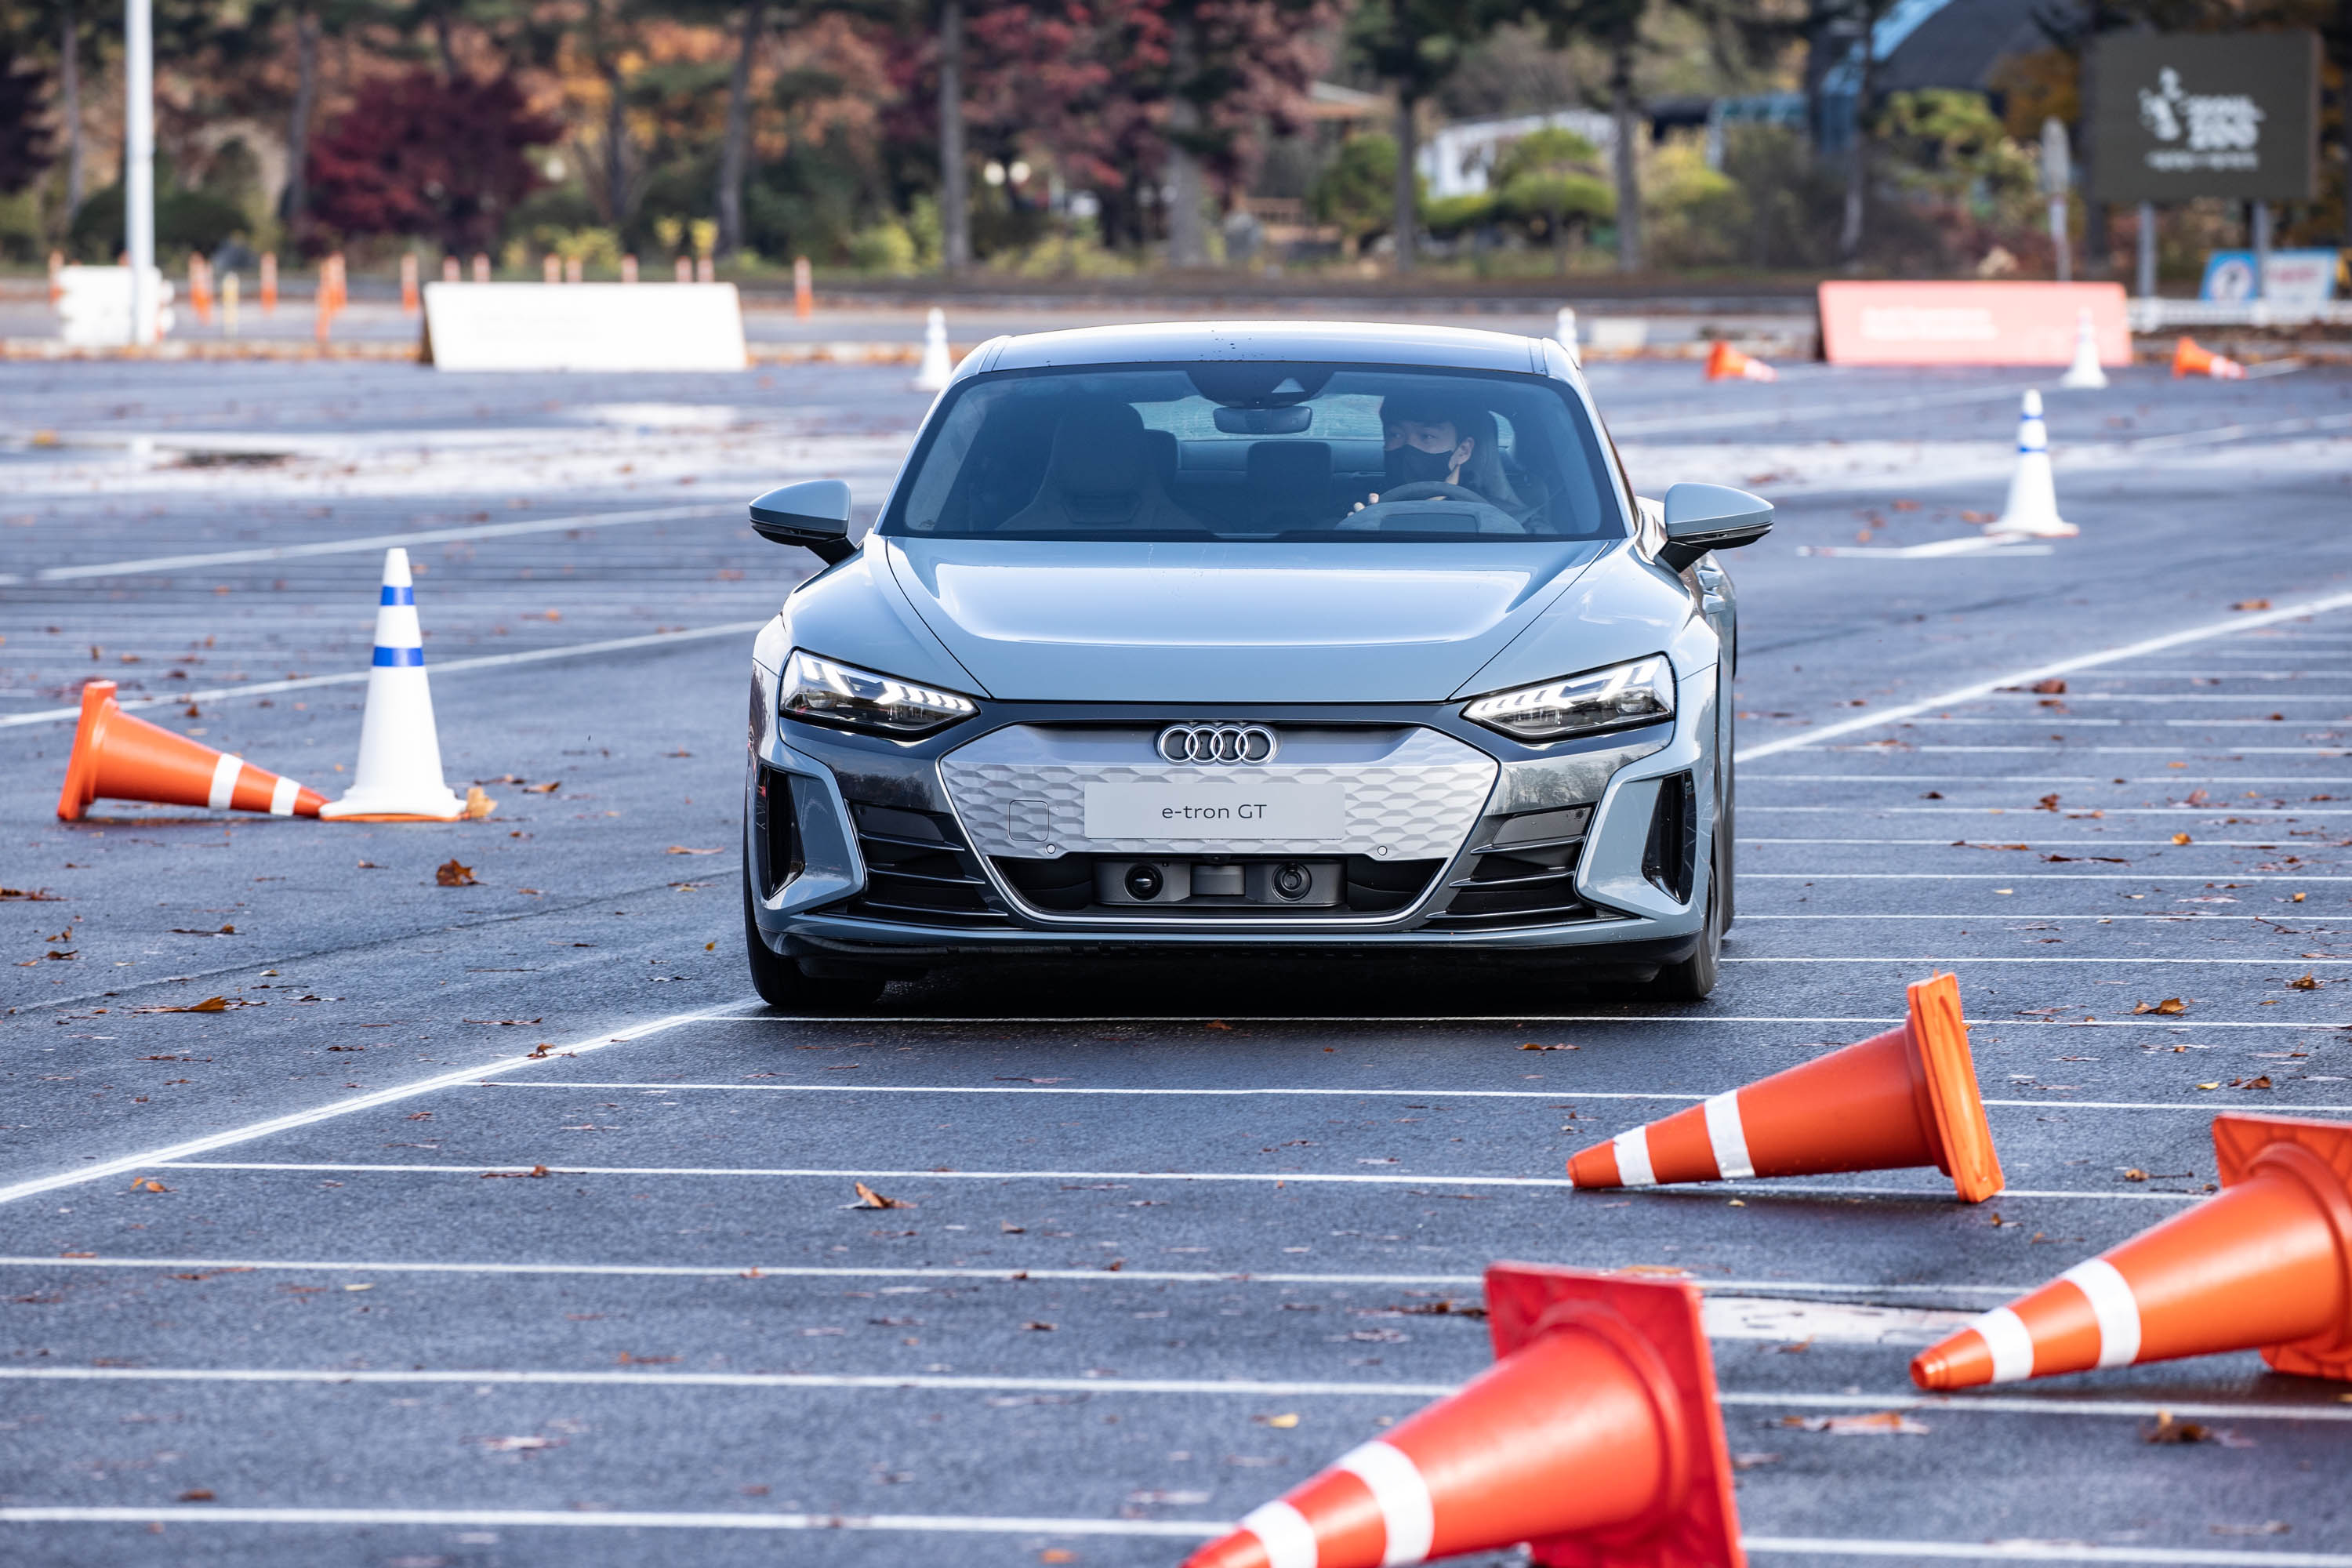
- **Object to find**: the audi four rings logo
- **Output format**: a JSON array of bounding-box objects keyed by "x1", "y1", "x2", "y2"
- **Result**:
[{"x1": 1158, "y1": 723, "x2": 1278, "y2": 764}]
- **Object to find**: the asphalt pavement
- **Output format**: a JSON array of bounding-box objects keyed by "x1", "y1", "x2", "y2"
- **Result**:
[{"x1": 4, "y1": 350, "x2": 2351, "y2": 1568}]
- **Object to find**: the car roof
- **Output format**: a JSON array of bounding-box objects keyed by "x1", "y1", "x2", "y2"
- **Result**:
[{"x1": 977, "y1": 320, "x2": 1556, "y2": 376}]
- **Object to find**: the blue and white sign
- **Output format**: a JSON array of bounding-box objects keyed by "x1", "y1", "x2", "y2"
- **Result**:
[{"x1": 2198, "y1": 249, "x2": 2341, "y2": 307}]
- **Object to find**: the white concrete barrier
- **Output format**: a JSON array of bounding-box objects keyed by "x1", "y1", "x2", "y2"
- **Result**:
[
  {"x1": 422, "y1": 281, "x2": 748, "y2": 372},
  {"x1": 56, "y1": 266, "x2": 175, "y2": 347}
]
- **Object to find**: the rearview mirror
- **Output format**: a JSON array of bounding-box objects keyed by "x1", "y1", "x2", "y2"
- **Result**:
[
  {"x1": 1657, "y1": 482, "x2": 1772, "y2": 572},
  {"x1": 1212, "y1": 405, "x2": 1312, "y2": 434},
  {"x1": 749, "y1": 479, "x2": 855, "y2": 565}
]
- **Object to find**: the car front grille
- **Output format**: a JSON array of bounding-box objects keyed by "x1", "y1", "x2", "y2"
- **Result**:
[
  {"x1": 1421, "y1": 804, "x2": 1603, "y2": 930},
  {"x1": 836, "y1": 800, "x2": 1010, "y2": 927},
  {"x1": 990, "y1": 852, "x2": 1443, "y2": 920}
]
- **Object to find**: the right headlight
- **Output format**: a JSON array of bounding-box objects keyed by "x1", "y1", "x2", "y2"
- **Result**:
[
  {"x1": 1461, "y1": 655, "x2": 1675, "y2": 742},
  {"x1": 779, "y1": 649, "x2": 978, "y2": 739}
]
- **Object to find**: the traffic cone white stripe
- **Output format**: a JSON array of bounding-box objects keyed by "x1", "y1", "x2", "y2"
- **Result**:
[
  {"x1": 1973, "y1": 1305, "x2": 2036, "y2": 1383},
  {"x1": 1239, "y1": 1501, "x2": 1319, "y2": 1568},
  {"x1": 1336, "y1": 1442, "x2": 1433, "y2": 1566},
  {"x1": 2061, "y1": 1258, "x2": 2143, "y2": 1367},
  {"x1": 1613, "y1": 1127, "x2": 1656, "y2": 1187},
  {"x1": 1704, "y1": 1090, "x2": 1755, "y2": 1179},
  {"x1": 1991, "y1": 389, "x2": 2075, "y2": 539},
  {"x1": 268, "y1": 775, "x2": 300, "y2": 816},
  {"x1": 207, "y1": 753, "x2": 242, "y2": 810}
]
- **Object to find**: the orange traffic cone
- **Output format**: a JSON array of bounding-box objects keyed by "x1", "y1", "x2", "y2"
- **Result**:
[
  {"x1": 1704, "y1": 340, "x2": 1777, "y2": 383},
  {"x1": 2172, "y1": 336, "x2": 2245, "y2": 379},
  {"x1": 1565, "y1": 973, "x2": 2004, "y2": 1203},
  {"x1": 56, "y1": 681, "x2": 325, "y2": 823},
  {"x1": 1185, "y1": 1264, "x2": 1742, "y2": 1568},
  {"x1": 1912, "y1": 1113, "x2": 2352, "y2": 1389}
]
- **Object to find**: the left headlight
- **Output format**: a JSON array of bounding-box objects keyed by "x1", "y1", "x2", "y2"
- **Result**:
[
  {"x1": 779, "y1": 650, "x2": 978, "y2": 739},
  {"x1": 1461, "y1": 655, "x2": 1675, "y2": 742}
]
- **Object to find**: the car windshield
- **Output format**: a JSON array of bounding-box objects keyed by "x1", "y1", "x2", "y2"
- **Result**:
[{"x1": 880, "y1": 362, "x2": 1626, "y2": 543}]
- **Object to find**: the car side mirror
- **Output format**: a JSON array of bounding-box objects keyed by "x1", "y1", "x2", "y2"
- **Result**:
[
  {"x1": 749, "y1": 479, "x2": 856, "y2": 565},
  {"x1": 1657, "y1": 482, "x2": 1772, "y2": 572}
]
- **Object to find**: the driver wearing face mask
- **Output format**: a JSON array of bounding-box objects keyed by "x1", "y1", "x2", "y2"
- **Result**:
[{"x1": 1352, "y1": 394, "x2": 1529, "y2": 518}]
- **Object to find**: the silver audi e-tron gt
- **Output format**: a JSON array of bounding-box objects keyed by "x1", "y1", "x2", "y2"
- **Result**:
[{"x1": 740, "y1": 321, "x2": 1771, "y2": 1009}]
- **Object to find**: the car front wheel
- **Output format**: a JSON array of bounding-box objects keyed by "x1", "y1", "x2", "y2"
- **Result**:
[
  {"x1": 1646, "y1": 829, "x2": 1723, "y2": 1003},
  {"x1": 742, "y1": 866, "x2": 888, "y2": 1012}
]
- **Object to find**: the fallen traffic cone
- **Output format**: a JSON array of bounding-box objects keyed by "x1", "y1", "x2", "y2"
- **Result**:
[
  {"x1": 56, "y1": 681, "x2": 324, "y2": 822},
  {"x1": 1704, "y1": 340, "x2": 1776, "y2": 383},
  {"x1": 911, "y1": 307, "x2": 954, "y2": 393},
  {"x1": 318, "y1": 548, "x2": 466, "y2": 822},
  {"x1": 1989, "y1": 388, "x2": 2077, "y2": 539},
  {"x1": 1912, "y1": 1113, "x2": 2352, "y2": 1389},
  {"x1": 2172, "y1": 336, "x2": 2245, "y2": 379},
  {"x1": 1566, "y1": 972, "x2": 2004, "y2": 1203},
  {"x1": 1185, "y1": 1264, "x2": 1742, "y2": 1568},
  {"x1": 2056, "y1": 305, "x2": 2107, "y2": 390}
]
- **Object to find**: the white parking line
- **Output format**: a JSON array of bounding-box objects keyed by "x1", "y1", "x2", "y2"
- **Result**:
[
  {"x1": 0, "y1": 1003, "x2": 754, "y2": 1207},
  {"x1": 1749, "y1": 871, "x2": 2352, "y2": 881},
  {"x1": 1745, "y1": 775, "x2": 2352, "y2": 785},
  {"x1": 148, "y1": 1160, "x2": 2205, "y2": 1201},
  {"x1": 1734, "y1": 593, "x2": 2352, "y2": 763},
  {"x1": 1745, "y1": 835, "x2": 2343, "y2": 844},
  {"x1": 0, "y1": 1253, "x2": 2034, "y2": 1295},
  {"x1": 0, "y1": 624, "x2": 768, "y2": 730},
  {"x1": 0, "y1": 1367, "x2": 2339, "y2": 1426},
  {"x1": 1724, "y1": 956, "x2": 2352, "y2": 966},
  {"x1": 0, "y1": 1510, "x2": 2339, "y2": 1564},
  {"x1": 1747, "y1": 807, "x2": 2352, "y2": 817},
  {"x1": 0, "y1": 503, "x2": 724, "y2": 586},
  {"x1": 724, "y1": 1014, "x2": 2330, "y2": 1031},
  {"x1": 1745, "y1": 913, "x2": 2280, "y2": 920},
  {"x1": 1916, "y1": 747, "x2": 2352, "y2": 755},
  {"x1": 1608, "y1": 383, "x2": 2027, "y2": 437},
  {"x1": 483, "y1": 1082, "x2": 2352, "y2": 1114}
]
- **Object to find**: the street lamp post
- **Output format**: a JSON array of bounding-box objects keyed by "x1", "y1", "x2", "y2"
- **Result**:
[{"x1": 125, "y1": 0, "x2": 154, "y2": 345}]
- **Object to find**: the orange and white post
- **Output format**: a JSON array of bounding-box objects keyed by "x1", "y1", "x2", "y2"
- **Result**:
[
  {"x1": 793, "y1": 256, "x2": 813, "y2": 318},
  {"x1": 187, "y1": 253, "x2": 213, "y2": 325},
  {"x1": 400, "y1": 252, "x2": 420, "y2": 313},
  {"x1": 260, "y1": 252, "x2": 278, "y2": 313},
  {"x1": 471, "y1": 253, "x2": 490, "y2": 284},
  {"x1": 621, "y1": 254, "x2": 638, "y2": 284}
]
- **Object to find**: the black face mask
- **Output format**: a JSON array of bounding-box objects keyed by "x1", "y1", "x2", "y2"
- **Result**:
[{"x1": 1385, "y1": 443, "x2": 1456, "y2": 485}]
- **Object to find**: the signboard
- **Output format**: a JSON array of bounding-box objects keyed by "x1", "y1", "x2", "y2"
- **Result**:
[
  {"x1": 422, "y1": 282, "x2": 748, "y2": 372},
  {"x1": 2090, "y1": 32, "x2": 2320, "y2": 203},
  {"x1": 2199, "y1": 249, "x2": 2341, "y2": 306},
  {"x1": 1818, "y1": 281, "x2": 2129, "y2": 366}
]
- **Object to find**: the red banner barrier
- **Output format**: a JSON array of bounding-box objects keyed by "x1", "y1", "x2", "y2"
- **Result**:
[{"x1": 1819, "y1": 281, "x2": 2131, "y2": 366}]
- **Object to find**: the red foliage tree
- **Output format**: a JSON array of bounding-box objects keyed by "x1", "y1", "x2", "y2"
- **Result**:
[{"x1": 306, "y1": 71, "x2": 563, "y2": 254}]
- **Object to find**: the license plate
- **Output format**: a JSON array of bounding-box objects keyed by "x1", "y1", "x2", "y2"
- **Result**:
[{"x1": 1083, "y1": 780, "x2": 1346, "y2": 841}]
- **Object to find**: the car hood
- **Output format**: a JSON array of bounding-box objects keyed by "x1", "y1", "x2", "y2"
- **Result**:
[{"x1": 883, "y1": 538, "x2": 1612, "y2": 702}]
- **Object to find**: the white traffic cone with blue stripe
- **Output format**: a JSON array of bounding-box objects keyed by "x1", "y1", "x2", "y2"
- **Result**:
[
  {"x1": 910, "y1": 307, "x2": 953, "y2": 393},
  {"x1": 1990, "y1": 389, "x2": 2076, "y2": 539},
  {"x1": 2057, "y1": 307, "x2": 2108, "y2": 390},
  {"x1": 319, "y1": 547, "x2": 466, "y2": 822}
]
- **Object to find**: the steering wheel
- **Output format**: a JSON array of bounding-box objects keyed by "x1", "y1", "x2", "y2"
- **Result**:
[{"x1": 1375, "y1": 481, "x2": 1487, "y2": 506}]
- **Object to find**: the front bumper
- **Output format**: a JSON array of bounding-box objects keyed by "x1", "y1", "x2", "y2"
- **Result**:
[{"x1": 746, "y1": 661, "x2": 1717, "y2": 967}]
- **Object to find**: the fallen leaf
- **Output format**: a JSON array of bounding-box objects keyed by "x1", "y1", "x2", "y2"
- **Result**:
[
  {"x1": 1615, "y1": 1264, "x2": 1691, "y2": 1277},
  {"x1": 1730, "y1": 1452, "x2": 1783, "y2": 1471},
  {"x1": 666, "y1": 845, "x2": 723, "y2": 855},
  {"x1": 1781, "y1": 1410, "x2": 1930, "y2": 1436},
  {"x1": 1519, "y1": 1042, "x2": 1578, "y2": 1051},
  {"x1": 2031, "y1": 680, "x2": 2067, "y2": 695},
  {"x1": 130, "y1": 1178, "x2": 169, "y2": 1193},
  {"x1": 2132, "y1": 998, "x2": 2187, "y2": 1015},
  {"x1": 1256, "y1": 1413, "x2": 1300, "y2": 1428},
  {"x1": 177, "y1": 1489, "x2": 215, "y2": 1502},
  {"x1": 2197, "y1": 1082, "x2": 2222, "y2": 1091},
  {"x1": 463, "y1": 786, "x2": 497, "y2": 819},
  {"x1": 1023, "y1": 1320, "x2": 1057, "y2": 1331},
  {"x1": 2122, "y1": 1168, "x2": 2148, "y2": 1181},
  {"x1": 2288, "y1": 974, "x2": 2322, "y2": 990},
  {"x1": 472, "y1": 1435, "x2": 561, "y2": 1453},
  {"x1": 1040, "y1": 1553, "x2": 1076, "y2": 1565},
  {"x1": 2232, "y1": 1076, "x2": 2274, "y2": 1090},
  {"x1": 2143, "y1": 1410, "x2": 2213, "y2": 1444},
  {"x1": 1205, "y1": 1020, "x2": 1233, "y2": 1030},
  {"x1": 2171, "y1": 833, "x2": 2193, "y2": 846},
  {"x1": 133, "y1": 996, "x2": 230, "y2": 1014},
  {"x1": 480, "y1": 1165, "x2": 552, "y2": 1178},
  {"x1": 2231, "y1": 599, "x2": 2271, "y2": 612},
  {"x1": 0, "y1": 887, "x2": 60, "y2": 900},
  {"x1": 524, "y1": 780, "x2": 561, "y2": 793},
  {"x1": 436, "y1": 858, "x2": 478, "y2": 887},
  {"x1": 851, "y1": 1181, "x2": 910, "y2": 1210}
]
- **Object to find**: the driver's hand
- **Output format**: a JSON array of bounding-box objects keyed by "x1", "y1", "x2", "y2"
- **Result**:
[{"x1": 1348, "y1": 492, "x2": 1380, "y2": 514}]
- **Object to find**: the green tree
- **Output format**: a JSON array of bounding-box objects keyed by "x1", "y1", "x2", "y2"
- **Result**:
[
  {"x1": 1347, "y1": 0, "x2": 1512, "y2": 271},
  {"x1": 1490, "y1": 125, "x2": 1610, "y2": 270}
]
